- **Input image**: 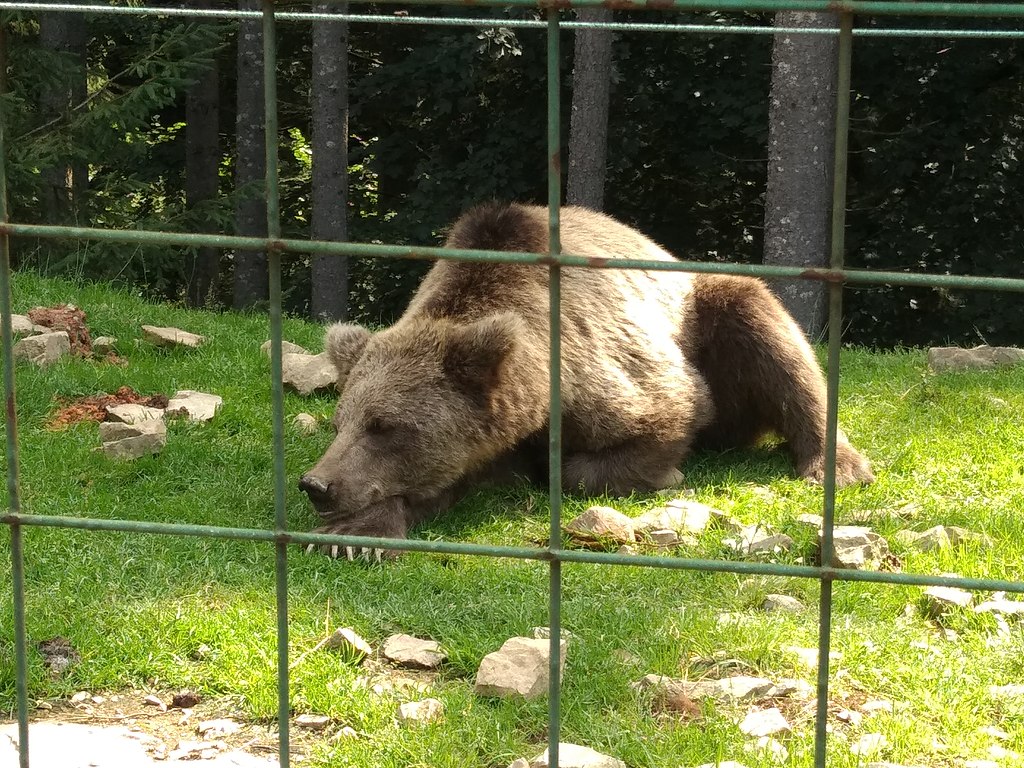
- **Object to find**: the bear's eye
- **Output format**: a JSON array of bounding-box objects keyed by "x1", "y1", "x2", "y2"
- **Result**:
[{"x1": 365, "y1": 417, "x2": 394, "y2": 436}]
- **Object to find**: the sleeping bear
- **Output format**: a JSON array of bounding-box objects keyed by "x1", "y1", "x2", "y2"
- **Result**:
[{"x1": 299, "y1": 202, "x2": 873, "y2": 558}]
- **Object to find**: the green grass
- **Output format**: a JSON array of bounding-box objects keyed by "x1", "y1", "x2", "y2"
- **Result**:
[{"x1": 2, "y1": 271, "x2": 1024, "y2": 768}]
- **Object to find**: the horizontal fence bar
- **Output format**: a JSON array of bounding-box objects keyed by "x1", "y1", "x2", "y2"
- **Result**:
[
  {"x1": 3, "y1": 512, "x2": 1024, "y2": 594},
  {"x1": 1, "y1": 3, "x2": 1023, "y2": 38},
  {"x1": 8, "y1": 0, "x2": 1024, "y2": 19},
  {"x1": 4, "y1": 221, "x2": 1024, "y2": 293}
]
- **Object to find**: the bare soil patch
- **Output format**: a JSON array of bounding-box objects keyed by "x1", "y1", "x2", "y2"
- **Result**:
[{"x1": 48, "y1": 386, "x2": 169, "y2": 430}]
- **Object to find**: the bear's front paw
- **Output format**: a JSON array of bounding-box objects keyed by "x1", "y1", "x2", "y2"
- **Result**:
[
  {"x1": 798, "y1": 442, "x2": 875, "y2": 488},
  {"x1": 302, "y1": 498, "x2": 409, "y2": 561},
  {"x1": 303, "y1": 525, "x2": 400, "y2": 563}
]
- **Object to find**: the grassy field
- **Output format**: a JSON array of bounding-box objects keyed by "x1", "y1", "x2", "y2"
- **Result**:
[{"x1": 2, "y1": 271, "x2": 1023, "y2": 768}]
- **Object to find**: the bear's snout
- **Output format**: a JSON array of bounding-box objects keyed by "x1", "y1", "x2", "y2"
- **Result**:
[{"x1": 298, "y1": 474, "x2": 333, "y2": 513}]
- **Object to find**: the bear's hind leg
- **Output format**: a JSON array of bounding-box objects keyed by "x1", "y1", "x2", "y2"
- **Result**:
[{"x1": 685, "y1": 274, "x2": 874, "y2": 487}]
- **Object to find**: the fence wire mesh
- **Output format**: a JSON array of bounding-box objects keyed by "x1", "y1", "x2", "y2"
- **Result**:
[{"x1": 2, "y1": 2, "x2": 1024, "y2": 768}]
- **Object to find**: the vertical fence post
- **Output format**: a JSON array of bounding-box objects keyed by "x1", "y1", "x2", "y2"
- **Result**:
[
  {"x1": 260, "y1": 2, "x2": 290, "y2": 766},
  {"x1": 813, "y1": 11, "x2": 854, "y2": 768},
  {"x1": 546, "y1": 9, "x2": 563, "y2": 768},
  {"x1": 0, "y1": 25, "x2": 30, "y2": 768}
]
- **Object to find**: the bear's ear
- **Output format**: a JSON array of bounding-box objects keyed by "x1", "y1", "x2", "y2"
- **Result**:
[
  {"x1": 443, "y1": 313, "x2": 522, "y2": 401},
  {"x1": 325, "y1": 323, "x2": 372, "y2": 385}
]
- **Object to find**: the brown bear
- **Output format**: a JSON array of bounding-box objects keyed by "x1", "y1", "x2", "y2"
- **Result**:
[{"x1": 299, "y1": 202, "x2": 873, "y2": 559}]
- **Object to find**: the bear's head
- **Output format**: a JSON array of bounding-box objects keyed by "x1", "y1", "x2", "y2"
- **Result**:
[{"x1": 298, "y1": 312, "x2": 526, "y2": 537}]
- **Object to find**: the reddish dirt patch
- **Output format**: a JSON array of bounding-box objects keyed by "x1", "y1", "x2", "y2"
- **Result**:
[
  {"x1": 28, "y1": 304, "x2": 93, "y2": 356},
  {"x1": 47, "y1": 386, "x2": 169, "y2": 430}
]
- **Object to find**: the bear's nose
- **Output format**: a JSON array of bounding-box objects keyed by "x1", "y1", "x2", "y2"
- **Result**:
[{"x1": 298, "y1": 474, "x2": 332, "y2": 502}]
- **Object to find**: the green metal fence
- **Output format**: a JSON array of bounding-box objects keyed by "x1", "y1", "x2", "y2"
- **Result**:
[{"x1": 2, "y1": 2, "x2": 1024, "y2": 768}]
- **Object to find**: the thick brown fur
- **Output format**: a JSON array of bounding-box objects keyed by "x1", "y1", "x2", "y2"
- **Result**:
[{"x1": 300, "y1": 202, "x2": 873, "y2": 557}]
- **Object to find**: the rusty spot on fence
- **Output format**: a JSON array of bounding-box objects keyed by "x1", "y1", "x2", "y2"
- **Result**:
[
  {"x1": 550, "y1": 151, "x2": 562, "y2": 176},
  {"x1": 800, "y1": 268, "x2": 845, "y2": 284}
]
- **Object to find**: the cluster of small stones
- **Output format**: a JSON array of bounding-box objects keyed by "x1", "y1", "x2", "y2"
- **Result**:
[{"x1": 99, "y1": 390, "x2": 222, "y2": 460}]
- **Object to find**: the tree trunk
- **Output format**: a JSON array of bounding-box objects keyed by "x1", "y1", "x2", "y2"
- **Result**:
[
  {"x1": 310, "y1": 2, "x2": 349, "y2": 322},
  {"x1": 566, "y1": 8, "x2": 613, "y2": 211},
  {"x1": 185, "y1": 52, "x2": 220, "y2": 307},
  {"x1": 763, "y1": 11, "x2": 839, "y2": 340},
  {"x1": 38, "y1": 4, "x2": 88, "y2": 225},
  {"x1": 233, "y1": 0, "x2": 268, "y2": 310}
]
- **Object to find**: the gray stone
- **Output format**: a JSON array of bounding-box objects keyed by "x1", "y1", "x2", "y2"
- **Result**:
[
  {"x1": 99, "y1": 418, "x2": 166, "y2": 460},
  {"x1": 383, "y1": 634, "x2": 447, "y2": 669},
  {"x1": 397, "y1": 697, "x2": 445, "y2": 724},
  {"x1": 295, "y1": 713, "x2": 330, "y2": 730},
  {"x1": 747, "y1": 533, "x2": 795, "y2": 556},
  {"x1": 762, "y1": 594, "x2": 805, "y2": 613},
  {"x1": 564, "y1": 506, "x2": 636, "y2": 545},
  {"x1": 197, "y1": 719, "x2": 241, "y2": 737},
  {"x1": 895, "y1": 526, "x2": 950, "y2": 552},
  {"x1": 648, "y1": 528, "x2": 680, "y2": 547},
  {"x1": 12, "y1": 331, "x2": 70, "y2": 367},
  {"x1": 105, "y1": 404, "x2": 164, "y2": 425},
  {"x1": 633, "y1": 674, "x2": 776, "y2": 704},
  {"x1": 10, "y1": 314, "x2": 47, "y2": 336},
  {"x1": 282, "y1": 352, "x2": 337, "y2": 396},
  {"x1": 141, "y1": 324, "x2": 205, "y2": 348},
  {"x1": 529, "y1": 744, "x2": 626, "y2": 768},
  {"x1": 93, "y1": 336, "x2": 118, "y2": 355},
  {"x1": 634, "y1": 499, "x2": 715, "y2": 535},
  {"x1": 0, "y1": 721, "x2": 275, "y2": 767},
  {"x1": 827, "y1": 526, "x2": 889, "y2": 569},
  {"x1": 509, "y1": 760, "x2": 530, "y2": 768},
  {"x1": 292, "y1": 413, "x2": 318, "y2": 434},
  {"x1": 261, "y1": 339, "x2": 309, "y2": 357},
  {"x1": 928, "y1": 345, "x2": 1024, "y2": 372},
  {"x1": 739, "y1": 707, "x2": 791, "y2": 737},
  {"x1": 475, "y1": 636, "x2": 566, "y2": 700},
  {"x1": 165, "y1": 390, "x2": 222, "y2": 422}
]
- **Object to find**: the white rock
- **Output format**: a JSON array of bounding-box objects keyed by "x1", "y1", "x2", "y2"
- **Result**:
[
  {"x1": 726, "y1": 525, "x2": 792, "y2": 556},
  {"x1": 327, "y1": 627, "x2": 372, "y2": 661},
  {"x1": 197, "y1": 718, "x2": 241, "y2": 737},
  {"x1": 397, "y1": 697, "x2": 444, "y2": 724},
  {"x1": 861, "y1": 699, "x2": 894, "y2": 714},
  {"x1": 293, "y1": 413, "x2": 318, "y2": 434},
  {"x1": 928, "y1": 345, "x2": 1024, "y2": 372},
  {"x1": 739, "y1": 707, "x2": 791, "y2": 737},
  {"x1": 334, "y1": 726, "x2": 359, "y2": 740},
  {"x1": 282, "y1": 352, "x2": 337, "y2": 396},
  {"x1": 989, "y1": 684, "x2": 1024, "y2": 699},
  {"x1": 383, "y1": 634, "x2": 447, "y2": 669},
  {"x1": 105, "y1": 404, "x2": 164, "y2": 425},
  {"x1": 851, "y1": 733, "x2": 888, "y2": 756},
  {"x1": 634, "y1": 499, "x2": 715, "y2": 535},
  {"x1": 923, "y1": 586, "x2": 973, "y2": 614},
  {"x1": 295, "y1": 713, "x2": 330, "y2": 730},
  {"x1": 748, "y1": 737, "x2": 788, "y2": 762},
  {"x1": 509, "y1": 760, "x2": 530, "y2": 768},
  {"x1": 12, "y1": 331, "x2": 70, "y2": 367},
  {"x1": 529, "y1": 743, "x2": 626, "y2": 768},
  {"x1": 261, "y1": 339, "x2": 309, "y2": 356},
  {"x1": 974, "y1": 602, "x2": 1024, "y2": 618},
  {"x1": 92, "y1": 336, "x2": 117, "y2": 355},
  {"x1": 165, "y1": 390, "x2": 222, "y2": 422},
  {"x1": 564, "y1": 506, "x2": 636, "y2": 545},
  {"x1": 141, "y1": 324, "x2": 205, "y2": 348},
  {"x1": 796, "y1": 513, "x2": 824, "y2": 529},
  {"x1": 99, "y1": 418, "x2": 167, "y2": 460},
  {"x1": 475, "y1": 637, "x2": 566, "y2": 700},
  {"x1": 10, "y1": 314, "x2": 46, "y2": 336},
  {"x1": 762, "y1": 594, "x2": 805, "y2": 613}
]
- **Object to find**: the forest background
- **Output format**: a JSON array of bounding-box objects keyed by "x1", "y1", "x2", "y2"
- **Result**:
[{"x1": 2, "y1": 1, "x2": 1022, "y2": 348}]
